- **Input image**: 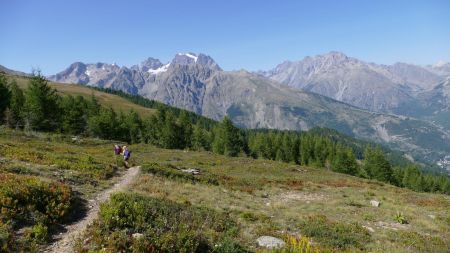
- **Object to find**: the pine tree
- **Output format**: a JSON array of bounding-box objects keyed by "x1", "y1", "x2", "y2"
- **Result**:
[
  {"x1": 87, "y1": 93, "x2": 101, "y2": 117},
  {"x1": 221, "y1": 116, "x2": 242, "y2": 156},
  {"x1": 0, "y1": 74, "x2": 11, "y2": 122},
  {"x1": 333, "y1": 146, "x2": 358, "y2": 175},
  {"x1": 88, "y1": 107, "x2": 118, "y2": 139},
  {"x1": 5, "y1": 80, "x2": 24, "y2": 128},
  {"x1": 280, "y1": 133, "x2": 293, "y2": 163},
  {"x1": 23, "y1": 73, "x2": 61, "y2": 131},
  {"x1": 363, "y1": 146, "x2": 393, "y2": 183},
  {"x1": 178, "y1": 111, "x2": 193, "y2": 148},
  {"x1": 61, "y1": 95, "x2": 87, "y2": 134},
  {"x1": 192, "y1": 123, "x2": 209, "y2": 150},
  {"x1": 125, "y1": 110, "x2": 142, "y2": 144},
  {"x1": 160, "y1": 111, "x2": 183, "y2": 149},
  {"x1": 142, "y1": 115, "x2": 159, "y2": 145}
]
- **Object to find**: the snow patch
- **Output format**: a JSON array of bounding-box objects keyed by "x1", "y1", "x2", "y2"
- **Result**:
[
  {"x1": 85, "y1": 70, "x2": 91, "y2": 76},
  {"x1": 178, "y1": 53, "x2": 198, "y2": 62},
  {"x1": 148, "y1": 63, "x2": 170, "y2": 75},
  {"x1": 434, "y1": 60, "x2": 448, "y2": 68}
]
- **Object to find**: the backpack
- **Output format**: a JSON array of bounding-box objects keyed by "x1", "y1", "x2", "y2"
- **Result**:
[
  {"x1": 124, "y1": 150, "x2": 131, "y2": 159},
  {"x1": 114, "y1": 146, "x2": 122, "y2": 155}
]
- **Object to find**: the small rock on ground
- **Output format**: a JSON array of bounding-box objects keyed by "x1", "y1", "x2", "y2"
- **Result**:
[
  {"x1": 370, "y1": 200, "x2": 380, "y2": 207},
  {"x1": 180, "y1": 168, "x2": 200, "y2": 175},
  {"x1": 256, "y1": 236, "x2": 285, "y2": 248},
  {"x1": 362, "y1": 225, "x2": 375, "y2": 233},
  {"x1": 132, "y1": 233, "x2": 144, "y2": 239}
]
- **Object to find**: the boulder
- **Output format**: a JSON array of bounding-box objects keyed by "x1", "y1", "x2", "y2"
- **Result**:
[
  {"x1": 256, "y1": 236, "x2": 285, "y2": 248},
  {"x1": 370, "y1": 200, "x2": 380, "y2": 207}
]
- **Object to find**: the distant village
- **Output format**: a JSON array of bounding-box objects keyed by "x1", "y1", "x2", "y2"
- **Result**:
[{"x1": 437, "y1": 155, "x2": 450, "y2": 172}]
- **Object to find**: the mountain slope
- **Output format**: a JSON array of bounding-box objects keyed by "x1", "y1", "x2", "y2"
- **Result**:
[
  {"x1": 0, "y1": 64, "x2": 29, "y2": 76},
  {"x1": 261, "y1": 52, "x2": 444, "y2": 113},
  {"x1": 12, "y1": 75, "x2": 156, "y2": 118},
  {"x1": 48, "y1": 55, "x2": 450, "y2": 165},
  {"x1": 395, "y1": 77, "x2": 450, "y2": 130}
]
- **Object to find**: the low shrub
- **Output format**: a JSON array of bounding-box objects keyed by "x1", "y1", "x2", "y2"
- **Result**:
[
  {"x1": 27, "y1": 223, "x2": 48, "y2": 244},
  {"x1": 79, "y1": 192, "x2": 247, "y2": 253},
  {"x1": 0, "y1": 173, "x2": 73, "y2": 224},
  {"x1": 55, "y1": 158, "x2": 116, "y2": 180},
  {"x1": 299, "y1": 215, "x2": 370, "y2": 250},
  {"x1": 0, "y1": 173, "x2": 73, "y2": 249},
  {"x1": 0, "y1": 221, "x2": 12, "y2": 253}
]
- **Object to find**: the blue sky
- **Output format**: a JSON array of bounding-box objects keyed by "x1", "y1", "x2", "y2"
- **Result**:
[{"x1": 1, "y1": 0, "x2": 449, "y2": 75}]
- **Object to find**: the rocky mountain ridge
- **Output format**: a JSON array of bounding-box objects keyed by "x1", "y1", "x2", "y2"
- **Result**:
[
  {"x1": 46, "y1": 53, "x2": 450, "y2": 166},
  {"x1": 261, "y1": 52, "x2": 447, "y2": 113}
]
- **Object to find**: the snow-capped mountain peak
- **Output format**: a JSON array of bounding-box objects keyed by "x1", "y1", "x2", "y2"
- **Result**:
[
  {"x1": 148, "y1": 63, "x2": 170, "y2": 75},
  {"x1": 434, "y1": 60, "x2": 449, "y2": 68},
  {"x1": 177, "y1": 53, "x2": 198, "y2": 62}
]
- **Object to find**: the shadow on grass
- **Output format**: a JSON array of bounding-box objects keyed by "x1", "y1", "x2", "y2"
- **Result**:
[{"x1": 47, "y1": 192, "x2": 89, "y2": 243}]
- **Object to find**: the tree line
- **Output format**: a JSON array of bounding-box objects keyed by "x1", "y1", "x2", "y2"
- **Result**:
[{"x1": 0, "y1": 73, "x2": 449, "y2": 194}]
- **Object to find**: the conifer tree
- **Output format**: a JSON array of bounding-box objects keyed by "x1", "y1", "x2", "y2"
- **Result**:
[
  {"x1": 88, "y1": 107, "x2": 118, "y2": 139},
  {"x1": 125, "y1": 110, "x2": 142, "y2": 144},
  {"x1": 212, "y1": 116, "x2": 241, "y2": 156},
  {"x1": 0, "y1": 74, "x2": 11, "y2": 122},
  {"x1": 61, "y1": 95, "x2": 87, "y2": 134},
  {"x1": 23, "y1": 72, "x2": 61, "y2": 131},
  {"x1": 363, "y1": 146, "x2": 393, "y2": 183},
  {"x1": 333, "y1": 146, "x2": 358, "y2": 175},
  {"x1": 87, "y1": 93, "x2": 101, "y2": 117},
  {"x1": 5, "y1": 80, "x2": 24, "y2": 128},
  {"x1": 160, "y1": 111, "x2": 183, "y2": 149},
  {"x1": 142, "y1": 115, "x2": 159, "y2": 144},
  {"x1": 178, "y1": 111, "x2": 193, "y2": 148},
  {"x1": 192, "y1": 123, "x2": 209, "y2": 150}
]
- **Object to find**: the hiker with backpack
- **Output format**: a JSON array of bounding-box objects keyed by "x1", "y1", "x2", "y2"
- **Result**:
[
  {"x1": 113, "y1": 145, "x2": 122, "y2": 166},
  {"x1": 114, "y1": 145, "x2": 122, "y2": 155},
  {"x1": 122, "y1": 145, "x2": 131, "y2": 168}
]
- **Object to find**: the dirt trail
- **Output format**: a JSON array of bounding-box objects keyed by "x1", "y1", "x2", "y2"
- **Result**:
[{"x1": 44, "y1": 166, "x2": 141, "y2": 253}]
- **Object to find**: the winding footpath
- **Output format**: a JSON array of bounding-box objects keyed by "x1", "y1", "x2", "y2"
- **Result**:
[{"x1": 44, "y1": 166, "x2": 141, "y2": 253}]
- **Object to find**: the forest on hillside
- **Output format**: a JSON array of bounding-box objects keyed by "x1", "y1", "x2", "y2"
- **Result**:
[{"x1": 0, "y1": 73, "x2": 449, "y2": 194}]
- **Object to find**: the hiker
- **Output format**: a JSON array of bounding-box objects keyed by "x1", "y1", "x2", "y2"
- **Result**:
[
  {"x1": 114, "y1": 145, "x2": 122, "y2": 155},
  {"x1": 113, "y1": 145, "x2": 122, "y2": 166},
  {"x1": 123, "y1": 146, "x2": 131, "y2": 168}
]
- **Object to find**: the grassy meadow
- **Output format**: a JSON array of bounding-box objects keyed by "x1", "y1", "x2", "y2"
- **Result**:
[
  {"x1": 125, "y1": 144, "x2": 450, "y2": 252},
  {"x1": 1, "y1": 127, "x2": 449, "y2": 252}
]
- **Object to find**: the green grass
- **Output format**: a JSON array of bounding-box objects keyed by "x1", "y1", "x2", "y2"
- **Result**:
[
  {"x1": 0, "y1": 128, "x2": 129, "y2": 197},
  {"x1": 127, "y1": 144, "x2": 450, "y2": 252},
  {"x1": 1, "y1": 127, "x2": 449, "y2": 252},
  {"x1": 0, "y1": 126, "x2": 449, "y2": 251}
]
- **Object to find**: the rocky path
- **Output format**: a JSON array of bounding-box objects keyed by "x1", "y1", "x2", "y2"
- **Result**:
[{"x1": 43, "y1": 166, "x2": 141, "y2": 253}]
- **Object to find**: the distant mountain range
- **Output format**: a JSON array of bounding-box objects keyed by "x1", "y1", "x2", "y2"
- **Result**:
[
  {"x1": 43, "y1": 52, "x2": 450, "y2": 167},
  {"x1": 260, "y1": 52, "x2": 450, "y2": 113},
  {"x1": 2, "y1": 52, "x2": 450, "y2": 168}
]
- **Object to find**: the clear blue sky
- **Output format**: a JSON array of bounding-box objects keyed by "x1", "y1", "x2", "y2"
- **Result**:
[{"x1": 1, "y1": 0, "x2": 449, "y2": 75}]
